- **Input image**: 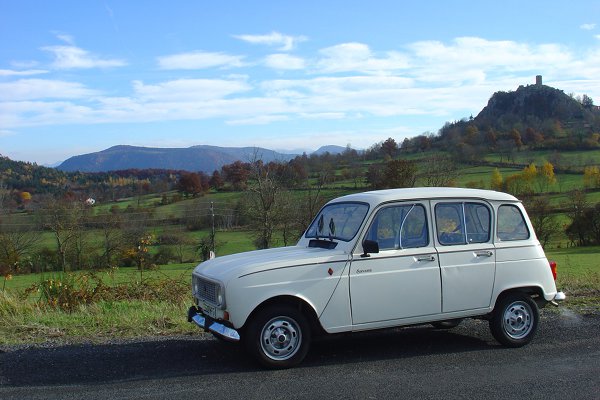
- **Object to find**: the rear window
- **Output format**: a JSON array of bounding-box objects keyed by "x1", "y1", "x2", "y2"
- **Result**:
[{"x1": 497, "y1": 205, "x2": 530, "y2": 241}]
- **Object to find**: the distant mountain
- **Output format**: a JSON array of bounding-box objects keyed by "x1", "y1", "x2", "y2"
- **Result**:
[
  {"x1": 58, "y1": 145, "x2": 298, "y2": 173},
  {"x1": 312, "y1": 145, "x2": 348, "y2": 155}
]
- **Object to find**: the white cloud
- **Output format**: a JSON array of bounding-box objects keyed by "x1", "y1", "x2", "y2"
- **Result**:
[
  {"x1": 157, "y1": 51, "x2": 245, "y2": 70},
  {"x1": 55, "y1": 33, "x2": 76, "y2": 45},
  {"x1": 132, "y1": 78, "x2": 251, "y2": 102},
  {"x1": 316, "y1": 42, "x2": 409, "y2": 74},
  {"x1": 581, "y1": 23, "x2": 596, "y2": 30},
  {"x1": 233, "y1": 31, "x2": 307, "y2": 51},
  {"x1": 226, "y1": 114, "x2": 290, "y2": 125},
  {"x1": 264, "y1": 53, "x2": 306, "y2": 70},
  {"x1": 0, "y1": 79, "x2": 98, "y2": 101},
  {"x1": 0, "y1": 129, "x2": 16, "y2": 137},
  {"x1": 3, "y1": 35, "x2": 600, "y2": 138},
  {"x1": 42, "y1": 45, "x2": 127, "y2": 69},
  {"x1": 0, "y1": 69, "x2": 48, "y2": 76},
  {"x1": 406, "y1": 37, "x2": 575, "y2": 84}
]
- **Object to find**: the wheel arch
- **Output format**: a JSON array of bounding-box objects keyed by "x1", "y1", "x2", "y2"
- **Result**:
[
  {"x1": 241, "y1": 295, "x2": 325, "y2": 337},
  {"x1": 492, "y1": 285, "x2": 546, "y2": 311}
]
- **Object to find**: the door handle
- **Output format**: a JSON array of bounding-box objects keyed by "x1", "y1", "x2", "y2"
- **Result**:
[
  {"x1": 415, "y1": 255, "x2": 435, "y2": 262},
  {"x1": 474, "y1": 250, "x2": 493, "y2": 257}
]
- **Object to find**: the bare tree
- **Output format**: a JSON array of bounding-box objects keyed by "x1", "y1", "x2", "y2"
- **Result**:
[
  {"x1": 38, "y1": 199, "x2": 83, "y2": 272},
  {"x1": 0, "y1": 222, "x2": 41, "y2": 271},
  {"x1": 523, "y1": 196, "x2": 559, "y2": 248},
  {"x1": 98, "y1": 211, "x2": 125, "y2": 268},
  {"x1": 420, "y1": 155, "x2": 458, "y2": 187},
  {"x1": 246, "y1": 160, "x2": 285, "y2": 249}
]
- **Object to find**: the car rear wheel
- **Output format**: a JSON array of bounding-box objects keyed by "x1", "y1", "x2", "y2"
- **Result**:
[
  {"x1": 244, "y1": 305, "x2": 311, "y2": 369},
  {"x1": 489, "y1": 292, "x2": 538, "y2": 347}
]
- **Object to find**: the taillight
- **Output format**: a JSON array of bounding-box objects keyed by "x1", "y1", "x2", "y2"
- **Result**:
[{"x1": 549, "y1": 261, "x2": 557, "y2": 280}]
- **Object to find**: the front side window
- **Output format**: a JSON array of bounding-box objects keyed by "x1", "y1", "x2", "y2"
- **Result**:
[
  {"x1": 436, "y1": 202, "x2": 491, "y2": 245},
  {"x1": 497, "y1": 205, "x2": 530, "y2": 241},
  {"x1": 366, "y1": 204, "x2": 428, "y2": 250},
  {"x1": 305, "y1": 202, "x2": 369, "y2": 242}
]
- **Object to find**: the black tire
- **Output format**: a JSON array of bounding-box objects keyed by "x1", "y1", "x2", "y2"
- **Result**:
[
  {"x1": 431, "y1": 318, "x2": 463, "y2": 329},
  {"x1": 244, "y1": 305, "x2": 311, "y2": 369},
  {"x1": 489, "y1": 292, "x2": 539, "y2": 347}
]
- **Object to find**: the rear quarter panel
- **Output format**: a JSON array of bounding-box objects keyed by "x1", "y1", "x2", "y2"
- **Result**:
[{"x1": 493, "y1": 241, "x2": 558, "y2": 302}]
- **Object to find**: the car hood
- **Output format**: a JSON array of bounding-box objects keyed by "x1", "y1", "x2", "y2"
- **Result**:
[{"x1": 192, "y1": 245, "x2": 349, "y2": 283}]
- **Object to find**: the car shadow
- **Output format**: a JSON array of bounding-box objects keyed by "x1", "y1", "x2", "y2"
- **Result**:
[
  {"x1": 0, "y1": 323, "x2": 496, "y2": 387},
  {"x1": 305, "y1": 323, "x2": 494, "y2": 367}
]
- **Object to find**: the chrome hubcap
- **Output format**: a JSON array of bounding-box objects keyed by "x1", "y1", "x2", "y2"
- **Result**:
[
  {"x1": 502, "y1": 301, "x2": 533, "y2": 339},
  {"x1": 261, "y1": 316, "x2": 301, "y2": 361}
]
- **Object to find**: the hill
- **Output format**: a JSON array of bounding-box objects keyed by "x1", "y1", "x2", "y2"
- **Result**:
[
  {"x1": 428, "y1": 81, "x2": 600, "y2": 159},
  {"x1": 475, "y1": 83, "x2": 599, "y2": 132},
  {"x1": 58, "y1": 145, "x2": 298, "y2": 173}
]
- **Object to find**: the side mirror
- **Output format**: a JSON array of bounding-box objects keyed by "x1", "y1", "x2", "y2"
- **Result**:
[{"x1": 361, "y1": 239, "x2": 379, "y2": 258}]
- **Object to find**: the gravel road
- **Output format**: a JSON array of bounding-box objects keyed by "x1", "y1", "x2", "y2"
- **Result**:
[{"x1": 1, "y1": 308, "x2": 599, "y2": 400}]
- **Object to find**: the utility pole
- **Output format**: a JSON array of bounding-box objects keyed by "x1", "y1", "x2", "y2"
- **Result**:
[{"x1": 210, "y1": 201, "x2": 215, "y2": 256}]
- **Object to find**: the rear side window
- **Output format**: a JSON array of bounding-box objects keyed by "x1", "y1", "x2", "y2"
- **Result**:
[
  {"x1": 497, "y1": 205, "x2": 530, "y2": 241},
  {"x1": 435, "y1": 202, "x2": 491, "y2": 245}
]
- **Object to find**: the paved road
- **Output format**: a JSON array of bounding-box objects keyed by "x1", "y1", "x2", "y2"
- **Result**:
[{"x1": 1, "y1": 308, "x2": 599, "y2": 400}]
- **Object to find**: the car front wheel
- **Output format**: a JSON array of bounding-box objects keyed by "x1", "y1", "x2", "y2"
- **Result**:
[
  {"x1": 489, "y1": 292, "x2": 538, "y2": 347},
  {"x1": 244, "y1": 305, "x2": 311, "y2": 369}
]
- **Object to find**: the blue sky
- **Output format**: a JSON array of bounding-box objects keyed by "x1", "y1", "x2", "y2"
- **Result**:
[{"x1": 1, "y1": 1, "x2": 600, "y2": 165}]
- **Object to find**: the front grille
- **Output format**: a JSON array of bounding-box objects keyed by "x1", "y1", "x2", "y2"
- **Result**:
[{"x1": 193, "y1": 275, "x2": 218, "y2": 304}]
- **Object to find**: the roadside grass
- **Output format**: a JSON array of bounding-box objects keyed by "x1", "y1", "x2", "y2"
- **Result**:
[
  {"x1": 0, "y1": 269, "x2": 199, "y2": 345},
  {"x1": 0, "y1": 291, "x2": 197, "y2": 345},
  {"x1": 545, "y1": 246, "x2": 600, "y2": 308}
]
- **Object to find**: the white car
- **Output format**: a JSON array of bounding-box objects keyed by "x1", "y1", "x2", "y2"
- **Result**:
[{"x1": 188, "y1": 187, "x2": 565, "y2": 368}]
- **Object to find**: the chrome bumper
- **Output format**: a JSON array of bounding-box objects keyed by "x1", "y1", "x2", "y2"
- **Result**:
[
  {"x1": 550, "y1": 291, "x2": 566, "y2": 306},
  {"x1": 187, "y1": 306, "x2": 240, "y2": 342}
]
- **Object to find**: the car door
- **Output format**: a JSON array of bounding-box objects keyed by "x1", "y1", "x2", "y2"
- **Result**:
[
  {"x1": 432, "y1": 200, "x2": 496, "y2": 313},
  {"x1": 349, "y1": 202, "x2": 442, "y2": 325}
]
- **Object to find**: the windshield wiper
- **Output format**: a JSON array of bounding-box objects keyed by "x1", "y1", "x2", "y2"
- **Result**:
[{"x1": 328, "y1": 218, "x2": 336, "y2": 241}]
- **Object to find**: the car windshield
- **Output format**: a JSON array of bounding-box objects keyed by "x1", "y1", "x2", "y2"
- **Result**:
[{"x1": 305, "y1": 202, "x2": 369, "y2": 242}]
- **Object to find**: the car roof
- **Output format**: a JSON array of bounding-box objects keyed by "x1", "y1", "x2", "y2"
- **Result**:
[{"x1": 329, "y1": 187, "x2": 519, "y2": 207}]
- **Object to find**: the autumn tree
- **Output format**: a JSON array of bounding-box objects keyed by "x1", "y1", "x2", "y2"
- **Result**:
[
  {"x1": 510, "y1": 129, "x2": 523, "y2": 150},
  {"x1": 209, "y1": 170, "x2": 224, "y2": 191},
  {"x1": 536, "y1": 161, "x2": 557, "y2": 192},
  {"x1": 490, "y1": 168, "x2": 503, "y2": 191},
  {"x1": 177, "y1": 172, "x2": 209, "y2": 197},
  {"x1": 583, "y1": 166, "x2": 600, "y2": 189},
  {"x1": 222, "y1": 161, "x2": 250, "y2": 191}
]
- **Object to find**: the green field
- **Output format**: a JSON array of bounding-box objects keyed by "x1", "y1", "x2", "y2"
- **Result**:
[{"x1": 2, "y1": 147, "x2": 600, "y2": 345}]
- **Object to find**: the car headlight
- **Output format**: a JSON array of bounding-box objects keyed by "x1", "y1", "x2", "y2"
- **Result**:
[{"x1": 217, "y1": 289, "x2": 224, "y2": 307}]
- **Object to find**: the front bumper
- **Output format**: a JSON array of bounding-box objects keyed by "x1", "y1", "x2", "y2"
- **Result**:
[{"x1": 187, "y1": 306, "x2": 241, "y2": 342}]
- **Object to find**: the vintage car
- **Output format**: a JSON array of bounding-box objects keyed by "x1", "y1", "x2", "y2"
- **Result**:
[{"x1": 188, "y1": 187, "x2": 565, "y2": 368}]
